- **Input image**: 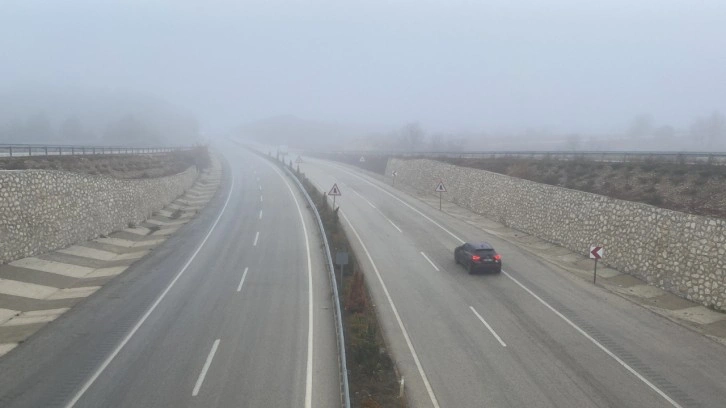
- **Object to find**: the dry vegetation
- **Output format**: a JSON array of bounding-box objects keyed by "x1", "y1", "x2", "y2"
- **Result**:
[
  {"x1": 0, "y1": 147, "x2": 210, "y2": 179},
  {"x1": 293, "y1": 164, "x2": 404, "y2": 408},
  {"x1": 437, "y1": 156, "x2": 726, "y2": 218}
]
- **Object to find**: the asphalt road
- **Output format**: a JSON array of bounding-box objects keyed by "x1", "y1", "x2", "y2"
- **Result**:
[
  {"x1": 300, "y1": 156, "x2": 726, "y2": 408},
  {"x1": 0, "y1": 145, "x2": 341, "y2": 408}
]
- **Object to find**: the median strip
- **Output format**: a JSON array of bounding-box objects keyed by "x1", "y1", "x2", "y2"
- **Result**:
[{"x1": 284, "y1": 159, "x2": 406, "y2": 408}]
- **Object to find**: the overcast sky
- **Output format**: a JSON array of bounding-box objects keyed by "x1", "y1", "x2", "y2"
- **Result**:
[{"x1": 1, "y1": 0, "x2": 724, "y2": 134}]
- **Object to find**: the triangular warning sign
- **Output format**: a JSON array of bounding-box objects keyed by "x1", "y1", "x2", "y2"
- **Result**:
[
  {"x1": 329, "y1": 183, "x2": 342, "y2": 196},
  {"x1": 359, "y1": 156, "x2": 366, "y2": 162},
  {"x1": 295, "y1": 155, "x2": 303, "y2": 163},
  {"x1": 435, "y1": 181, "x2": 447, "y2": 192}
]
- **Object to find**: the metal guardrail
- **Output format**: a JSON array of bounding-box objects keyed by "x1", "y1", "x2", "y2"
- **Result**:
[
  {"x1": 279, "y1": 160, "x2": 352, "y2": 408},
  {"x1": 0, "y1": 143, "x2": 194, "y2": 158},
  {"x1": 318, "y1": 150, "x2": 726, "y2": 164}
]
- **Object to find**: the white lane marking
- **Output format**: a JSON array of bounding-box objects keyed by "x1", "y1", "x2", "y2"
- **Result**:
[
  {"x1": 387, "y1": 218, "x2": 403, "y2": 233},
  {"x1": 65, "y1": 175, "x2": 236, "y2": 408},
  {"x1": 324, "y1": 163, "x2": 459, "y2": 242},
  {"x1": 259, "y1": 209, "x2": 263, "y2": 220},
  {"x1": 237, "y1": 267, "x2": 249, "y2": 292},
  {"x1": 350, "y1": 188, "x2": 376, "y2": 208},
  {"x1": 340, "y1": 210, "x2": 440, "y2": 408},
  {"x1": 501, "y1": 270, "x2": 683, "y2": 407},
  {"x1": 260, "y1": 195, "x2": 263, "y2": 203},
  {"x1": 346, "y1": 184, "x2": 402, "y2": 233},
  {"x1": 469, "y1": 306, "x2": 507, "y2": 347},
  {"x1": 261, "y1": 160, "x2": 314, "y2": 408},
  {"x1": 253, "y1": 231, "x2": 259, "y2": 246},
  {"x1": 192, "y1": 339, "x2": 220, "y2": 396},
  {"x1": 325, "y1": 161, "x2": 684, "y2": 408},
  {"x1": 419, "y1": 252, "x2": 440, "y2": 272},
  {"x1": 259, "y1": 185, "x2": 262, "y2": 191}
]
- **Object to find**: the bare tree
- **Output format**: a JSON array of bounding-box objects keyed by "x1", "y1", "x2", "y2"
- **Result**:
[{"x1": 399, "y1": 122, "x2": 425, "y2": 151}]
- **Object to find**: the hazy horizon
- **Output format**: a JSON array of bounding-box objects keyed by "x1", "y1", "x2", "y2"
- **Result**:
[{"x1": 1, "y1": 0, "x2": 725, "y2": 142}]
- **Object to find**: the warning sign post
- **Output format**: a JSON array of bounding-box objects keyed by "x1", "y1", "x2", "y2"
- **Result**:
[
  {"x1": 328, "y1": 183, "x2": 342, "y2": 209},
  {"x1": 435, "y1": 181, "x2": 446, "y2": 210}
]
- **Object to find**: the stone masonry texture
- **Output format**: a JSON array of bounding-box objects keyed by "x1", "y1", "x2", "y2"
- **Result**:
[
  {"x1": 386, "y1": 158, "x2": 725, "y2": 311},
  {"x1": 0, "y1": 167, "x2": 197, "y2": 264}
]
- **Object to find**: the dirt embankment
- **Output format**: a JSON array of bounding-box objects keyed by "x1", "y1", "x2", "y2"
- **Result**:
[
  {"x1": 0, "y1": 147, "x2": 210, "y2": 179},
  {"x1": 436, "y1": 156, "x2": 726, "y2": 219}
]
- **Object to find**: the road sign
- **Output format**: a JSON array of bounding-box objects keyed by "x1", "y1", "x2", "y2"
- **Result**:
[
  {"x1": 590, "y1": 246, "x2": 604, "y2": 259},
  {"x1": 359, "y1": 156, "x2": 366, "y2": 163},
  {"x1": 329, "y1": 183, "x2": 342, "y2": 196},
  {"x1": 335, "y1": 251, "x2": 349, "y2": 265},
  {"x1": 590, "y1": 246, "x2": 604, "y2": 284},
  {"x1": 392, "y1": 171, "x2": 398, "y2": 177},
  {"x1": 435, "y1": 181, "x2": 446, "y2": 210},
  {"x1": 295, "y1": 155, "x2": 303, "y2": 164}
]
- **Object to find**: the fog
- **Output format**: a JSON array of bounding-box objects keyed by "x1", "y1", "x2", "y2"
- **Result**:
[{"x1": 1, "y1": 0, "x2": 724, "y2": 150}]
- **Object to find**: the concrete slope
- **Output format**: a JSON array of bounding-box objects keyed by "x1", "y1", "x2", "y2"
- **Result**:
[
  {"x1": 0, "y1": 146, "x2": 340, "y2": 408},
  {"x1": 300, "y1": 157, "x2": 726, "y2": 408}
]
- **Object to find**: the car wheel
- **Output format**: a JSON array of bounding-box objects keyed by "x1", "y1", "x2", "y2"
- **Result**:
[
  {"x1": 454, "y1": 252, "x2": 459, "y2": 264},
  {"x1": 468, "y1": 263, "x2": 474, "y2": 275}
]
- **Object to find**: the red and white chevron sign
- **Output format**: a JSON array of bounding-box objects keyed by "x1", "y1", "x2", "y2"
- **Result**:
[{"x1": 590, "y1": 246, "x2": 604, "y2": 259}]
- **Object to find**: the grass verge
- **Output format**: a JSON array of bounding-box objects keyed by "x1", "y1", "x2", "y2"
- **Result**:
[{"x1": 283, "y1": 159, "x2": 405, "y2": 408}]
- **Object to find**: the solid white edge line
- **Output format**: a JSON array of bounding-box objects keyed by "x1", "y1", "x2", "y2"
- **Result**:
[
  {"x1": 64, "y1": 174, "x2": 236, "y2": 408},
  {"x1": 324, "y1": 161, "x2": 683, "y2": 408},
  {"x1": 192, "y1": 339, "x2": 221, "y2": 396},
  {"x1": 419, "y1": 251, "x2": 440, "y2": 272},
  {"x1": 469, "y1": 306, "x2": 507, "y2": 347},
  {"x1": 324, "y1": 163, "x2": 462, "y2": 243},
  {"x1": 253, "y1": 231, "x2": 259, "y2": 246},
  {"x1": 261, "y1": 160, "x2": 314, "y2": 408},
  {"x1": 237, "y1": 267, "x2": 249, "y2": 292},
  {"x1": 501, "y1": 270, "x2": 683, "y2": 408},
  {"x1": 340, "y1": 210, "x2": 441, "y2": 408}
]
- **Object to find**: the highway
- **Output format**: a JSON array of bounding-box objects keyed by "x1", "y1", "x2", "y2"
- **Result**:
[
  {"x1": 300, "y1": 156, "x2": 726, "y2": 408},
  {"x1": 0, "y1": 145, "x2": 341, "y2": 407}
]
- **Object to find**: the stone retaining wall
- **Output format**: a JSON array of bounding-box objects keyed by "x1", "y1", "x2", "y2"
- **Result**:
[
  {"x1": 0, "y1": 166, "x2": 198, "y2": 263},
  {"x1": 386, "y1": 158, "x2": 725, "y2": 310}
]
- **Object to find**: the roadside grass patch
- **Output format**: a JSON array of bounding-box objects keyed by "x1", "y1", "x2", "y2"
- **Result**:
[{"x1": 292, "y1": 163, "x2": 405, "y2": 408}]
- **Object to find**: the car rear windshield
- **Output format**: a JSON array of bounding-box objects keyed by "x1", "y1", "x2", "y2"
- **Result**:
[{"x1": 475, "y1": 249, "x2": 495, "y2": 256}]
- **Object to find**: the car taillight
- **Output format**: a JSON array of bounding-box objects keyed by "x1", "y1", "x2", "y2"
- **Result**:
[
  {"x1": 494, "y1": 254, "x2": 501, "y2": 261},
  {"x1": 472, "y1": 255, "x2": 481, "y2": 261}
]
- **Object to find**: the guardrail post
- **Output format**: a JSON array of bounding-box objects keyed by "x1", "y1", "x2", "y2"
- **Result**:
[
  {"x1": 44, "y1": 146, "x2": 48, "y2": 156},
  {"x1": 29, "y1": 146, "x2": 32, "y2": 156},
  {"x1": 8, "y1": 146, "x2": 12, "y2": 157}
]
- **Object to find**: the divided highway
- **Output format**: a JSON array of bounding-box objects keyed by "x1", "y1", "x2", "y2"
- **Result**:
[
  {"x1": 0, "y1": 145, "x2": 341, "y2": 407},
  {"x1": 299, "y1": 156, "x2": 726, "y2": 408}
]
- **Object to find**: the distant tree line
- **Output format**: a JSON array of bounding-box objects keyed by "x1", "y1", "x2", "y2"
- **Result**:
[
  {"x1": 627, "y1": 111, "x2": 726, "y2": 147},
  {"x1": 0, "y1": 112, "x2": 199, "y2": 146}
]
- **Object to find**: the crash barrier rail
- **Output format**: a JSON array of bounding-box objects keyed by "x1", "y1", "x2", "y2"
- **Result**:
[
  {"x1": 238, "y1": 143, "x2": 353, "y2": 408},
  {"x1": 318, "y1": 150, "x2": 726, "y2": 164},
  {"x1": 281, "y1": 163, "x2": 352, "y2": 408},
  {"x1": 0, "y1": 143, "x2": 195, "y2": 157}
]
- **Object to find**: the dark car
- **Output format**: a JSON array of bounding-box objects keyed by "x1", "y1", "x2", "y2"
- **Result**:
[{"x1": 454, "y1": 242, "x2": 502, "y2": 274}]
